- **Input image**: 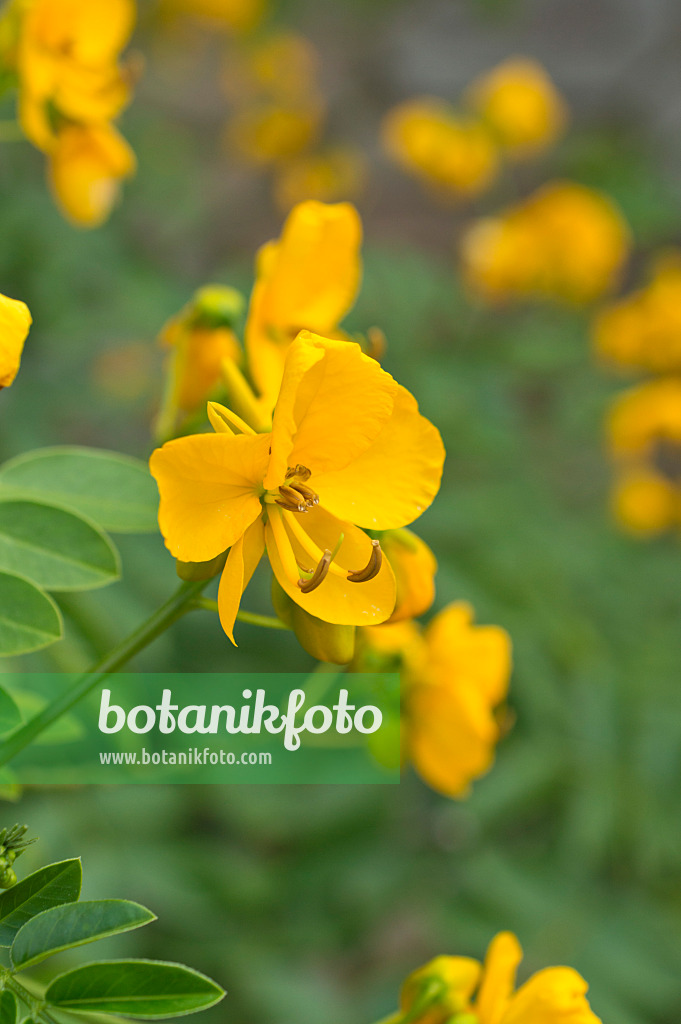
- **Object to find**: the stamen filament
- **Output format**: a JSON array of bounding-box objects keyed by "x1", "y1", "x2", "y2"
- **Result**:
[
  {"x1": 269, "y1": 507, "x2": 305, "y2": 586},
  {"x1": 281, "y1": 510, "x2": 348, "y2": 579}
]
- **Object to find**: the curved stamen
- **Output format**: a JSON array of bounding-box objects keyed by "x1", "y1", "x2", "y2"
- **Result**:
[
  {"x1": 276, "y1": 484, "x2": 308, "y2": 512},
  {"x1": 347, "y1": 539, "x2": 382, "y2": 583},
  {"x1": 291, "y1": 482, "x2": 319, "y2": 507},
  {"x1": 298, "y1": 550, "x2": 332, "y2": 593}
]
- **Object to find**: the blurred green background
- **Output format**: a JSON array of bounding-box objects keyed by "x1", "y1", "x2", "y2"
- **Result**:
[{"x1": 3, "y1": 0, "x2": 681, "y2": 1022}]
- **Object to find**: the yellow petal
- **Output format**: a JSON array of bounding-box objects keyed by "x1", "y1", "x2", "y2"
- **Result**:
[
  {"x1": 406, "y1": 676, "x2": 500, "y2": 798},
  {"x1": 501, "y1": 967, "x2": 601, "y2": 1024},
  {"x1": 149, "y1": 431, "x2": 270, "y2": 563},
  {"x1": 246, "y1": 200, "x2": 362, "y2": 406},
  {"x1": 425, "y1": 602, "x2": 512, "y2": 705},
  {"x1": 217, "y1": 518, "x2": 265, "y2": 644},
  {"x1": 266, "y1": 505, "x2": 396, "y2": 626},
  {"x1": 48, "y1": 122, "x2": 135, "y2": 228},
  {"x1": 0, "y1": 293, "x2": 32, "y2": 389},
  {"x1": 313, "y1": 384, "x2": 445, "y2": 529},
  {"x1": 264, "y1": 331, "x2": 396, "y2": 490},
  {"x1": 475, "y1": 932, "x2": 522, "y2": 1024},
  {"x1": 168, "y1": 327, "x2": 240, "y2": 414},
  {"x1": 381, "y1": 529, "x2": 437, "y2": 622}
]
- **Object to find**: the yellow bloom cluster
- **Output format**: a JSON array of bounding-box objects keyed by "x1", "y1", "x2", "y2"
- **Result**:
[
  {"x1": 1, "y1": 0, "x2": 137, "y2": 227},
  {"x1": 357, "y1": 602, "x2": 511, "y2": 799},
  {"x1": 461, "y1": 181, "x2": 631, "y2": 305},
  {"x1": 150, "y1": 200, "x2": 445, "y2": 646},
  {"x1": 390, "y1": 931, "x2": 601, "y2": 1024},
  {"x1": 223, "y1": 28, "x2": 365, "y2": 211},
  {"x1": 382, "y1": 58, "x2": 566, "y2": 199},
  {"x1": 161, "y1": 0, "x2": 266, "y2": 34},
  {"x1": 595, "y1": 253, "x2": 681, "y2": 536},
  {"x1": 595, "y1": 251, "x2": 681, "y2": 374},
  {"x1": 0, "y1": 292, "x2": 32, "y2": 389}
]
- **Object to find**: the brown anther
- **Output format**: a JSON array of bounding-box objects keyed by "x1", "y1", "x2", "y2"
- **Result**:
[
  {"x1": 347, "y1": 539, "x2": 382, "y2": 583},
  {"x1": 291, "y1": 482, "x2": 319, "y2": 507},
  {"x1": 276, "y1": 485, "x2": 307, "y2": 513},
  {"x1": 298, "y1": 549, "x2": 332, "y2": 593},
  {"x1": 285, "y1": 464, "x2": 311, "y2": 481}
]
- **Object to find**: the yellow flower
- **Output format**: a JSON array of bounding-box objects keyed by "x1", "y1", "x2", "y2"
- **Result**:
[
  {"x1": 360, "y1": 602, "x2": 511, "y2": 798},
  {"x1": 17, "y1": 0, "x2": 135, "y2": 150},
  {"x1": 161, "y1": 0, "x2": 266, "y2": 34},
  {"x1": 467, "y1": 57, "x2": 567, "y2": 156},
  {"x1": 273, "y1": 146, "x2": 366, "y2": 212},
  {"x1": 594, "y1": 250, "x2": 681, "y2": 373},
  {"x1": 48, "y1": 120, "x2": 135, "y2": 227},
  {"x1": 149, "y1": 331, "x2": 445, "y2": 643},
  {"x1": 226, "y1": 99, "x2": 324, "y2": 167},
  {"x1": 397, "y1": 931, "x2": 601, "y2": 1024},
  {"x1": 0, "y1": 292, "x2": 32, "y2": 389},
  {"x1": 223, "y1": 30, "x2": 319, "y2": 106},
  {"x1": 158, "y1": 285, "x2": 244, "y2": 428},
  {"x1": 380, "y1": 528, "x2": 437, "y2": 622},
  {"x1": 608, "y1": 377, "x2": 681, "y2": 536},
  {"x1": 382, "y1": 98, "x2": 499, "y2": 198},
  {"x1": 462, "y1": 181, "x2": 630, "y2": 304},
  {"x1": 245, "y1": 199, "x2": 362, "y2": 410}
]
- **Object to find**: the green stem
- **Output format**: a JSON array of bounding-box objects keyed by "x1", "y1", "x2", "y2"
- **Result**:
[
  {"x1": 0, "y1": 121, "x2": 23, "y2": 142},
  {"x1": 194, "y1": 597, "x2": 290, "y2": 631},
  {"x1": 0, "y1": 580, "x2": 208, "y2": 767}
]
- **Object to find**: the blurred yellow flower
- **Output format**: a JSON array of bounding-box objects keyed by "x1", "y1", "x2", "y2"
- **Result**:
[
  {"x1": 0, "y1": 292, "x2": 32, "y2": 389},
  {"x1": 273, "y1": 146, "x2": 366, "y2": 212},
  {"x1": 382, "y1": 98, "x2": 499, "y2": 198},
  {"x1": 223, "y1": 30, "x2": 319, "y2": 106},
  {"x1": 360, "y1": 602, "x2": 511, "y2": 798},
  {"x1": 17, "y1": 0, "x2": 135, "y2": 147},
  {"x1": 608, "y1": 377, "x2": 681, "y2": 536},
  {"x1": 226, "y1": 99, "x2": 324, "y2": 166},
  {"x1": 245, "y1": 199, "x2": 362, "y2": 410},
  {"x1": 467, "y1": 57, "x2": 568, "y2": 156},
  {"x1": 395, "y1": 931, "x2": 601, "y2": 1024},
  {"x1": 48, "y1": 121, "x2": 135, "y2": 227},
  {"x1": 594, "y1": 251, "x2": 681, "y2": 373},
  {"x1": 9, "y1": 0, "x2": 138, "y2": 226},
  {"x1": 150, "y1": 331, "x2": 445, "y2": 643},
  {"x1": 161, "y1": 0, "x2": 266, "y2": 34},
  {"x1": 156, "y1": 285, "x2": 244, "y2": 436},
  {"x1": 462, "y1": 181, "x2": 630, "y2": 304},
  {"x1": 380, "y1": 528, "x2": 437, "y2": 622}
]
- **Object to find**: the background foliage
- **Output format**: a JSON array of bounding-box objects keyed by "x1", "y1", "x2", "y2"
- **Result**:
[{"x1": 2, "y1": 0, "x2": 681, "y2": 1023}]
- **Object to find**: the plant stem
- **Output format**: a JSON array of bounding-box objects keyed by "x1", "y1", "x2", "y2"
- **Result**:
[
  {"x1": 0, "y1": 579, "x2": 208, "y2": 767},
  {"x1": 194, "y1": 597, "x2": 290, "y2": 630}
]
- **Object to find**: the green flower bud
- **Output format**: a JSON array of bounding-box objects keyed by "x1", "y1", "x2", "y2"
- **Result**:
[
  {"x1": 191, "y1": 286, "x2": 245, "y2": 331},
  {"x1": 271, "y1": 579, "x2": 356, "y2": 664},
  {"x1": 0, "y1": 868, "x2": 17, "y2": 888}
]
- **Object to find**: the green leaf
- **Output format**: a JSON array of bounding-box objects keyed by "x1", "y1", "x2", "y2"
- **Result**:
[
  {"x1": 0, "y1": 859, "x2": 82, "y2": 946},
  {"x1": 0, "y1": 448, "x2": 158, "y2": 534},
  {"x1": 0, "y1": 571, "x2": 62, "y2": 657},
  {"x1": 0, "y1": 990, "x2": 16, "y2": 1024},
  {"x1": 11, "y1": 899, "x2": 157, "y2": 969},
  {"x1": 45, "y1": 960, "x2": 226, "y2": 1018},
  {"x1": 0, "y1": 500, "x2": 120, "y2": 591},
  {"x1": 0, "y1": 687, "x2": 21, "y2": 734}
]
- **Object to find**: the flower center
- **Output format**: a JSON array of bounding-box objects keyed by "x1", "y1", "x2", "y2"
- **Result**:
[{"x1": 263, "y1": 464, "x2": 383, "y2": 593}]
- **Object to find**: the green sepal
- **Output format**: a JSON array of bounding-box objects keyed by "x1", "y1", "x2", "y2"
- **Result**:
[
  {"x1": 271, "y1": 579, "x2": 356, "y2": 664},
  {"x1": 175, "y1": 550, "x2": 227, "y2": 581}
]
